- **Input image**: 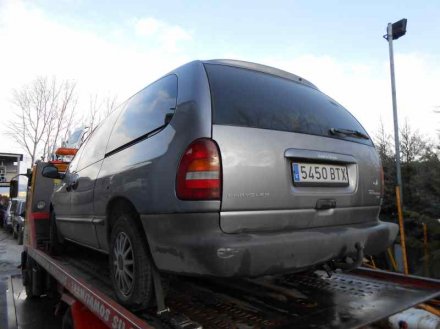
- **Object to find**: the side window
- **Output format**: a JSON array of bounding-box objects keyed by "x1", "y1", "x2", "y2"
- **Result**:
[
  {"x1": 68, "y1": 139, "x2": 88, "y2": 173},
  {"x1": 75, "y1": 108, "x2": 122, "y2": 171},
  {"x1": 106, "y1": 75, "x2": 177, "y2": 152}
]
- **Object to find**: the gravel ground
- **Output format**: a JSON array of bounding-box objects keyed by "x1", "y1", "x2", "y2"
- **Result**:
[{"x1": 0, "y1": 228, "x2": 22, "y2": 277}]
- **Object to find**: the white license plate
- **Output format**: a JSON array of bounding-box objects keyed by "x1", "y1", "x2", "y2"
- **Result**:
[{"x1": 292, "y1": 162, "x2": 349, "y2": 185}]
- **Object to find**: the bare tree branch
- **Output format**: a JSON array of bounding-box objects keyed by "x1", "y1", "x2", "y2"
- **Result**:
[
  {"x1": 84, "y1": 93, "x2": 119, "y2": 131},
  {"x1": 7, "y1": 76, "x2": 78, "y2": 164}
]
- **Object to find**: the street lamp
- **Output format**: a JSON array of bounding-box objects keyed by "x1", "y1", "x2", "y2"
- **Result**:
[
  {"x1": 383, "y1": 18, "x2": 408, "y2": 275},
  {"x1": 384, "y1": 18, "x2": 407, "y2": 201}
]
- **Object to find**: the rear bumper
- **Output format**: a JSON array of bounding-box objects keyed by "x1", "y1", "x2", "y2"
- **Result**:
[{"x1": 141, "y1": 213, "x2": 398, "y2": 277}]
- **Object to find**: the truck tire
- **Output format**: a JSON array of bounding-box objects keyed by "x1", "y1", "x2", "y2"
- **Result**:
[
  {"x1": 61, "y1": 308, "x2": 74, "y2": 329},
  {"x1": 109, "y1": 212, "x2": 153, "y2": 310},
  {"x1": 24, "y1": 256, "x2": 39, "y2": 298}
]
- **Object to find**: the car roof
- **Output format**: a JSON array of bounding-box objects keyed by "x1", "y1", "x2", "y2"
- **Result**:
[{"x1": 202, "y1": 59, "x2": 318, "y2": 89}]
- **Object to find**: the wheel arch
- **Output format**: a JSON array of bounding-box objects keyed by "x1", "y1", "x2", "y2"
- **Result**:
[{"x1": 105, "y1": 197, "x2": 146, "y2": 244}]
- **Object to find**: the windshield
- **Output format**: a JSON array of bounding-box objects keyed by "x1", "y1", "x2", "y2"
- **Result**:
[{"x1": 204, "y1": 64, "x2": 372, "y2": 146}]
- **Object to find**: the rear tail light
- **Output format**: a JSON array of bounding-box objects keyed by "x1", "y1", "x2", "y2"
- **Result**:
[{"x1": 176, "y1": 138, "x2": 222, "y2": 200}]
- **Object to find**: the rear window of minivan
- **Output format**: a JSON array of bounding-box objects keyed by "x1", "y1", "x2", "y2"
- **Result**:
[{"x1": 204, "y1": 64, "x2": 372, "y2": 146}]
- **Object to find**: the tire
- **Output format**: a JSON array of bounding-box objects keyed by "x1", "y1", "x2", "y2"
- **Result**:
[
  {"x1": 24, "y1": 256, "x2": 37, "y2": 298},
  {"x1": 61, "y1": 308, "x2": 74, "y2": 329},
  {"x1": 50, "y1": 212, "x2": 64, "y2": 255},
  {"x1": 18, "y1": 230, "x2": 23, "y2": 245},
  {"x1": 12, "y1": 228, "x2": 17, "y2": 239},
  {"x1": 109, "y1": 210, "x2": 153, "y2": 310}
]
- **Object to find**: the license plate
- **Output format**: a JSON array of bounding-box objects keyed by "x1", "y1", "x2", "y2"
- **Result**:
[{"x1": 292, "y1": 162, "x2": 349, "y2": 186}]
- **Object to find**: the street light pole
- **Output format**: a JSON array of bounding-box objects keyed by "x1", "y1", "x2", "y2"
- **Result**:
[
  {"x1": 385, "y1": 19, "x2": 408, "y2": 275},
  {"x1": 386, "y1": 23, "x2": 403, "y2": 199}
]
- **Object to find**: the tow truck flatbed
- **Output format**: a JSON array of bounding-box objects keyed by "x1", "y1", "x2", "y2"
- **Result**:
[
  {"x1": 5, "y1": 243, "x2": 440, "y2": 329},
  {"x1": 3, "y1": 162, "x2": 439, "y2": 329}
]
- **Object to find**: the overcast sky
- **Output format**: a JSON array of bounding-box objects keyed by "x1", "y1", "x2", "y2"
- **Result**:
[{"x1": 0, "y1": 0, "x2": 439, "y2": 166}]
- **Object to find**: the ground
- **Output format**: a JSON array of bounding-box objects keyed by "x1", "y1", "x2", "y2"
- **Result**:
[
  {"x1": 0, "y1": 228, "x2": 61, "y2": 329},
  {"x1": 0, "y1": 228, "x2": 22, "y2": 276}
]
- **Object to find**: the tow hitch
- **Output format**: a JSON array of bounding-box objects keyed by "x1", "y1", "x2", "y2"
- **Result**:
[{"x1": 324, "y1": 242, "x2": 364, "y2": 276}]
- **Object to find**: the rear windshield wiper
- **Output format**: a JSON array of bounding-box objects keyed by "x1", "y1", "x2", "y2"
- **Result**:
[{"x1": 329, "y1": 128, "x2": 370, "y2": 140}]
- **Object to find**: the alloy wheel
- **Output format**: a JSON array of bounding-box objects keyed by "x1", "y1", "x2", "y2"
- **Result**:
[{"x1": 112, "y1": 232, "x2": 135, "y2": 296}]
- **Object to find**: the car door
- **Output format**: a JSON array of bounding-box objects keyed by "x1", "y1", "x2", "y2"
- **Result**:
[
  {"x1": 54, "y1": 141, "x2": 86, "y2": 240},
  {"x1": 53, "y1": 148, "x2": 84, "y2": 225},
  {"x1": 63, "y1": 111, "x2": 120, "y2": 249}
]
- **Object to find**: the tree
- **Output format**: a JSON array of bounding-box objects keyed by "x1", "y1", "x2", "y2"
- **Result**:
[
  {"x1": 7, "y1": 76, "x2": 77, "y2": 164},
  {"x1": 399, "y1": 121, "x2": 433, "y2": 208},
  {"x1": 85, "y1": 93, "x2": 119, "y2": 131},
  {"x1": 400, "y1": 121, "x2": 427, "y2": 164},
  {"x1": 374, "y1": 120, "x2": 397, "y2": 216},
  {"x1": 375, "y1": 120, "x2": 440, "y2": 278},
  {"x1": 42, "y1": 80, "x2": 77, "y2": 160}
]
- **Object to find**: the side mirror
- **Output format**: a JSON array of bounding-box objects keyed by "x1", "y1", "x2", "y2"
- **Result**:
[
  {"x1": 42, "y1": 164, "x2": 63, "y2": 179},
  {"x1": 9, "y1": 180, "x2": 18, "y2": 198}
]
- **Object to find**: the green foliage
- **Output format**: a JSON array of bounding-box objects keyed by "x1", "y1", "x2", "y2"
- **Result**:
[{"x1": 374, "y1": 122, "x2": 440, "y2": 278}]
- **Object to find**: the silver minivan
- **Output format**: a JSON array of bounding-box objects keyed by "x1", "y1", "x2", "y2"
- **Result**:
[{"x1": 45, "y1": 59, "x2": 398, "y2": 309}]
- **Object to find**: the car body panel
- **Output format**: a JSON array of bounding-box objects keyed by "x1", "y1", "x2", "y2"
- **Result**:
[
  {"x1": 212, "y1": 125, "x2": 382, "y2": 233},
  {"x1": 141, "y1": 213, "x2": 398, "y2": 277},
  {"x1": 12, "y1": 200, "x2": 25, "y2": 237},
  {"x1": 85, "y1": 61, "x2": 216, "y2": 251}
]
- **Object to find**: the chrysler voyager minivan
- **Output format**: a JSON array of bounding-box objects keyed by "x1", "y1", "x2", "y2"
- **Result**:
[{"x1": 44, "y1": 59, "x2": 398, "y2": 309}]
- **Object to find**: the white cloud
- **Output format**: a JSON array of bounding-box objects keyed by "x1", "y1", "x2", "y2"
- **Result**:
[
  {"x1": 133, "y1": 17, "x2": 192, "y2": 52},
  {"x1": 0, "y1": 1, "x2": 192, "y2": 157},
  {"x1": 134, "y1": 17, "x2": 162, "y2": 36},
  {"x1": 0, "y1": 0, "x2": 438, "y2": 162}
]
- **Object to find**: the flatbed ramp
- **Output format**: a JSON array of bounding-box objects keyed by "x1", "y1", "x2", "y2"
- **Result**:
[{"x1": 5, "y1": 246, "x2": 438, "y2": 329}]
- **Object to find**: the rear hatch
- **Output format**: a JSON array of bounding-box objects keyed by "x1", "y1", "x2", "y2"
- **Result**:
[{"x1": 204, "y1": 62, "x2": 382, "y2": 234}]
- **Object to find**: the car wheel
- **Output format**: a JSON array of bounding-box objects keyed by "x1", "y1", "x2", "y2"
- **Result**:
[
  {"x1": 12, "y1": 228, "x2": 17, "y2": 239},
  {"x1": 50, "y1": 212, "x2": 64, "y2": 255},
  {"x1": 109, "y1": 212, "x2": 153, "y2": 310}
]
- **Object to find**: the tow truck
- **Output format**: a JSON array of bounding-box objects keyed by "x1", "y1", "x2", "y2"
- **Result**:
[{"x1": 3, "y1": 159, "x2": 440, "y2": 329}]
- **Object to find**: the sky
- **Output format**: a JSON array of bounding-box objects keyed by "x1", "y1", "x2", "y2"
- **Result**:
[{"x1": 0, "y1": 0, "x2": 439, "y2": 167}]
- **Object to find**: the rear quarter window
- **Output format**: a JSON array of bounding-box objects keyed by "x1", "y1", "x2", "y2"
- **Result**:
[
  {"x1": 204, "y1": 64, "x2": 372, "y2": 146},
  {"x1": 106, "y1": 74, "x2": 178, "y2": 153}
]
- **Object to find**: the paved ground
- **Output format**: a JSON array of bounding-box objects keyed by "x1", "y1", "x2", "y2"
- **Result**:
[
  {"x1": 0, "y1": 228, "x2": 22, "y2": 277},
  {"x1": 0, "y1": 228, "x2": 62, "y2": 329}
]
